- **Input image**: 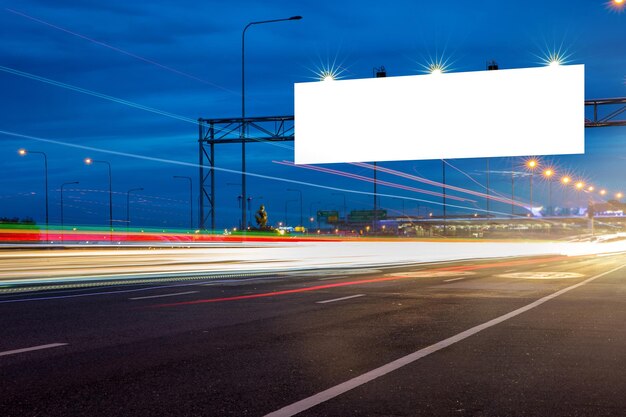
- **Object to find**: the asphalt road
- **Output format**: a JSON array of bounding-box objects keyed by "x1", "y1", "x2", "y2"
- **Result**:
[{"x1": 1, "y1": 252, "x2": 625, "y2": 416}]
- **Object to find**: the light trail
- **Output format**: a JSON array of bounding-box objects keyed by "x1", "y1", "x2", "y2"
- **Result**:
[
  {"x1": 352, "y1": 162, "x2": 527, "y2": 208},
  {"x1": 5, "y1": 8, "x2": 239, "y2": 95},
  {"x1": 274, "y1": 161, "x2": 475, "y2": 203},
  {"x1": 0, "y1": 65, "x2": 294, "y2": 152},
  {"x1": 0, "y1": 129, "x2": 493, "y2": 214}
]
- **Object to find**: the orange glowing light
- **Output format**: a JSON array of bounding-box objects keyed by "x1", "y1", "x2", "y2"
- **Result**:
[
  {"x1": 561, "y1": 176, "x2": 571, "y2": 185},
  {"x1": 575, "y1": 181, "x2": 584, "y2": 190},
  {"x1": 600, "y1": 189, "x2": 607, "y2": 196},
  {"x1": 84, "y1": 157, "x2": 93, "y2": 165},
  {"x1": 527, "y1": 159, "x2": 538, "y2": 169},
  {"x1": 18, "y1": 148, "x2": 27, "y2": 156},
  {"x1": 543, "y1": 169, "x2": 554, "y2": 178}
]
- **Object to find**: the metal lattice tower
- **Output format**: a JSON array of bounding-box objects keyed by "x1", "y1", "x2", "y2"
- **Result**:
[{"x1": 198, "y1": 116, "x2": 294, "y2": 231}]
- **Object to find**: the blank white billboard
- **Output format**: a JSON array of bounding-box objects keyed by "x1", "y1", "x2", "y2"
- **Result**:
[{"x1": 294, "y1": 65, "x2": 584, "y2": 164}]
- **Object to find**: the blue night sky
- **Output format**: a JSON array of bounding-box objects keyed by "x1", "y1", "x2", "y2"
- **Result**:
[{"x1": 0, "y1": 0, "x2": 625, "y2": 229}]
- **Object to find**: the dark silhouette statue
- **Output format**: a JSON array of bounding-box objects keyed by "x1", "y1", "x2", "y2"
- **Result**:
[{"x1": 255, "y1": 204, "x2": 268, "y2": 229}]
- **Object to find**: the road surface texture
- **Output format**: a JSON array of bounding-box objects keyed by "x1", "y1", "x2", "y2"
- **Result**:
[{"x1": 1, "y1": 252, "x2": 625, "y2": 416}]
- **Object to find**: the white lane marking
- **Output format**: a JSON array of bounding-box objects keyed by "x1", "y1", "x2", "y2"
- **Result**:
[
  {"x1": 316, "y1": 294, "x2": 366, "y2": 304},
  {"x1": 264, "y1": 263, "x2": 626, "y2": 417},
  {"x1": 129, "y1": 291, "x2": 198, "y2": 300},
  {"x1": 0, "y1": 343, "x2": 67, "y2": 357},
  {"x1": 443, "y1": 277, "x2": 466, "y2": 282}
]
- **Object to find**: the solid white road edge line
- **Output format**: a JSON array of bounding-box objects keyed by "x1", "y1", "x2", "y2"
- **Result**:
[
  {"x1": 264, "y1": 263, "x2": 626, "y2": 417},
  {"x1": 0, "y1": 343, "x2": 68, "y2": 357},
  {"x1": 316, "y1": 294, "x2": 366, "y2": 304},
  {"x1": 129, "y1": 291, "x2": 198, "y2": 300}
]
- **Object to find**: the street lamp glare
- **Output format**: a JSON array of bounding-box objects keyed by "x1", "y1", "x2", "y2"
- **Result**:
[
  {"x1": 617, "y1": 192, "x2": 623, "y2": 199},
  {"x1": 575, "y1": 181, "x2": 584, "y2": 190},
  {"x1": 527, "y1": 159, "x2": 538, "y2": 169},
  {"x1": 587, "y1": 186, "x2": 594, "y2": 192},
  {"x1": 561, "y1": 176, "x2": 571, "y2": 185},
  {"x1": 600, "y1": 189, "x2": 607, "y2": 195},
  {"x1": 543, "y1": 169, "x2": 553, "y2": 177},
  {"x1": 18, "y1": 148, "x2": 26, "y2": 156},
  {"x1": 84, "y1": 157, "x2": 93, "y2": 165}
]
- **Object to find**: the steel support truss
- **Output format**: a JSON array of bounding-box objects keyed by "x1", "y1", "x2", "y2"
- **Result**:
[
  {"x1": 198, "y1": 115, "x2": 294, "y2": 231},
  {"x1": 585, "y1": 97, "x2": 626, "y2": 128}
]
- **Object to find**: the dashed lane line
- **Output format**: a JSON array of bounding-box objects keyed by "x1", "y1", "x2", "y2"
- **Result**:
[
  {"x1": 129, "y1": 291, "x2": 199, "y2": 301},
  {"x1": 316, "y1": 294, "x2": 366, "y2": 304},
  {"x1": 0, "y1": 343, "x2": 68, "y2": 357}
]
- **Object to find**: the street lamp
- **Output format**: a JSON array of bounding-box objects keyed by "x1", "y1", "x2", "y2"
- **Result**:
[
  {"x1": 332, "y1": 192, "x2": 347, "y2": 221},
  {"x1": 173, "y1": 176, "x2": 193, "y2": 230},
  {"x1": 241, "y1": 15, "x2": 302, "y2": 231},
  {"x1": 561, "y1": 176, "x2": 571, "y2": 216},
  {"x1": 18, "y1": 149, "x2": 49, "y2": 242},
  {"x1": 85, "y1": 158, "x2": 113, "y2": 240},
  {"x1": 543, "y1": 168, "x2": 554, "y2": 216},
  {"x1": 60, "y1": 181, "x2": 79, "y2": 243},
  {"x1": 575, "y1": 181, "x2": 585, "y2": 212},
  {"x1": 526, "y1": 159, "x2": 538, "y2": 216},
  {"x1": 616, "y1": 192, "x2": 623, "y2": 200},
  {"x1": 126, "y1": 187, "x2": 143, "y2": 232},
  {"x1": 287, "y1": 188, "x2": 303, "y2": 226},
  {"x1": 284, "y1": 199, "x2": 298, "y2": 226}
]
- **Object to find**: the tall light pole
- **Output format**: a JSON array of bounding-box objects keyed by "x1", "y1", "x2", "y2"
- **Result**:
[
  {"x1": 126, "y1": 187, "x2": 143, "y2": 232},
  {"x1": 332, "y1": 192, "x2": 347, "y2": 221},
  {"x1": 526, "y1": 159, "x2": 538, "y2": 217},
  {"x1": 284, "y1": 199, "x2": 298, "y2": 226},
  {"x1": 543, "y1": 169, "x2": 554, "y2": 216},
  {"x1": 442, "y1": 159, "x2": 447, "y2": 235},
  {"x1": 18, "y1": 149, "x2": 48, "y2": 242},
  {"x1": 309, "y1": 200, "x2": 321, "y2": 230},
  {"x1": 60, "y1": 181, "x2": 79, "y2": 243},
  {"x1": 85, "y1": 158, "x2": 113, "y2": 241},
  {"x1": 561, "y1": 176, "x2": 571, "y2": 216},
  {"x1": 287, "y1": 188, "x2": 303, "y2": 226},
  {"x1": 173, "y1": 176, "x2": 193, "y2": 230},
  {"x1": 241, "y1": 15, "x2": 302, "y2": 231}
]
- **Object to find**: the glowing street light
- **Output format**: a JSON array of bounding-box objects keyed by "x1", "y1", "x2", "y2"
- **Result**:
[
  {"x1": 543, "y1": 168, "x2": 554, "y2": 216},
  {"x1": 18, "y1": 148, "x2": 49, "y2": 242},
  {"x1": 575, "y1": 181, "x2": 585, "y2": 190},
  {"x1": 526, "y1": 159, "x2": 539, "y2": 216},
  {"x1": 600, "y1": 189, "x2": 607, "y2": 196},
  {"x1": 616, "y1": 192, "x2": 624, "y2": 200},
  {"x1": 85, "y1": 158, "x2": 113, "y2": 240},
  {"x1": 561, "y1": 176, "x2": 571, "y2": 216},
  {"x1": 241, "y1": 15, "x2": 302, "y2": 231}
]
